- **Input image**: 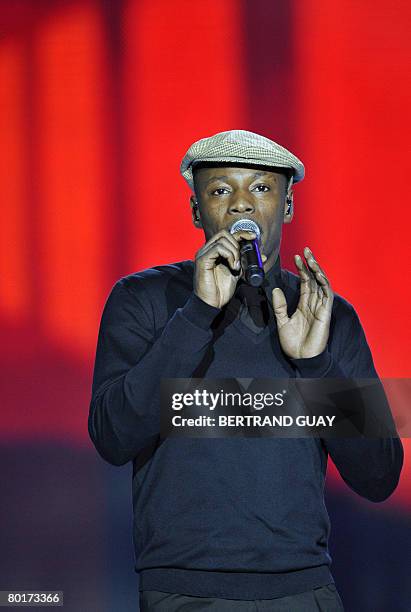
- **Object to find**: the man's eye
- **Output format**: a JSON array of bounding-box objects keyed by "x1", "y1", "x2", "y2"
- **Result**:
[
  {"x1": 211, "y1": 188, "x2": 230, "y2": 195},
  {"x1": 253, "y1": 184, "x2": 270, "y2": 192}
]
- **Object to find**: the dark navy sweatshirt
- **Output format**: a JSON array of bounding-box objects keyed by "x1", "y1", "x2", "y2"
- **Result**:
[{"x1": 88, "y1": 256, "x2": 403, "y2": 600}]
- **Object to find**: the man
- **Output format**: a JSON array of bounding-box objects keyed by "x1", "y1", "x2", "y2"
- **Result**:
[{"x1": 88, "y1": 130, "x2": 403, "y2": 611}]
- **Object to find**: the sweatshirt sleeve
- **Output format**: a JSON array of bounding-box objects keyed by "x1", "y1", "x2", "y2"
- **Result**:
[
  {"x1": 289, "y1": 303, "x2": 403, "y2": 503},
  {"x1": 88, "y1": 279, "x2": 220, "y2": 466}
]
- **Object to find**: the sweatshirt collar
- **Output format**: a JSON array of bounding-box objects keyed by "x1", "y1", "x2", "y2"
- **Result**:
[{"x1": 234, "y1": 252, "x2": 284, "y2": 305}]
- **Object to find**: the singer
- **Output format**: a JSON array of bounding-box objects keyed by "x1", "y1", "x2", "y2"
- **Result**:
[{"x1": 88, "y1": 130, "x2": 403, "y2": 611}]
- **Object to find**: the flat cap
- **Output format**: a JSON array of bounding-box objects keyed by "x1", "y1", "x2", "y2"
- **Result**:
[{"x1": 180, "y1": 129, "x2": 305, "y2": 191}]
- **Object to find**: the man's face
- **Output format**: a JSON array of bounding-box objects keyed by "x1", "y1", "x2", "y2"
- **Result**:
[{"x1": 191, "y1": 165, "x2": 292, "y2": 269}]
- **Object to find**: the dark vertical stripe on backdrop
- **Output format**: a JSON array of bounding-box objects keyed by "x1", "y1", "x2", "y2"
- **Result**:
[{"x1": 241, "y1": 0, "x2": 301, "y2": 269}]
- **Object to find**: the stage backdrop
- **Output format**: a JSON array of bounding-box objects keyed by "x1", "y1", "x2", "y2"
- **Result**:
[{"x1": 1, "y1": 1, "x2": 410, "y2": 611}]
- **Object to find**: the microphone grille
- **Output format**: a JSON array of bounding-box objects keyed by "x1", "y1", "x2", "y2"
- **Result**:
[{"x1": 229, "y1": 218, "x2": 261, "y2": 240}]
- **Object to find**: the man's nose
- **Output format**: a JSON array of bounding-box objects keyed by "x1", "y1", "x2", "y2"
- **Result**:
[{"x1": 228, "y1": 193, "x2": 255, "y2": 214}]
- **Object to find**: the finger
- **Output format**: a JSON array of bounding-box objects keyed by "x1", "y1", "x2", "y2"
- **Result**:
[
  {"x1": 233, "y1": 230, "x2": 266, "y2": 258},
  {"x1": 301, "y1": 249, "x2": 326, "y2": 303},
  {"x1": 294, "y1": 253, "x2": 309, "y2": 274},
  {"x1": 203, "y1": 229, "x2": 255, "y2": 263},
  {"x1": 201, "y1": 228, "x2": 242, "y2": 250},
  {"x1": 231, "y1": 230, "x2": 266, "y2": 264},
  {"x1": 271, "y1": 288, "x2": 289, "y2": 327},
  {"x1": 320, "y1": 281, "x2": 333, "y2": 301},
  {"x1": 294, "y1": 254, "x2": 317, "y2": 313},
  {"x1": 197, "y1": 242, "x2": 238, "y2": 272},
  {"x1": 301, "y1": 248, "x2": 318, "y2": 287},
  {"x1": 199, "y1": 231, "x2": 264, "y2": 271},
  {"x1": 214, "y1": 228, "x2": 257, "y2": 246},
  {"x1": 294, "y1": 254, "x2": 312, "y2": 288},
  {"x1": 230, "y1": 230, "x2": 257, "y2": 243},
  {"x1": 316, "y1": 272, "x2": 333, "y2": 305},
  {"x1": 303, "y1": 246, "x2": 330, "y2": 285},
  {"x1": 294, "y1": 255, "x2": 310, "y2": 311},
  {"x1": 317, "y1": 283, "x2": 324, "y2": 302},
  {"x1": 202, "y1": 236, "x2": 241, "y2": 269}
]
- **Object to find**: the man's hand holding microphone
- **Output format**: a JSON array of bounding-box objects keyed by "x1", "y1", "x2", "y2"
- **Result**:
[
  {"x1": 193, "y1": 224, "x2": 334, "y2": 360},
  {"x1": 194, "y1": 227, "x2": 266, "y2": 309}
]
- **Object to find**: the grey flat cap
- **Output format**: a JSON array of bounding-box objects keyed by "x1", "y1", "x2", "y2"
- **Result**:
[{"x1": 180, "y1": 129, "x2": 305, "y2": 190}]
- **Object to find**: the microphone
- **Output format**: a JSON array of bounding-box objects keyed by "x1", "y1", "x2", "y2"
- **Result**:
[{"x1": 230, "y1": 219, "x2": 265, "y2": 287}]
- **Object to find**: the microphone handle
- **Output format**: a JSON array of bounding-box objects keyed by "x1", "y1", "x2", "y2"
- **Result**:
[{"x1": 240, "y1": 239, "x2": 265, "y2": 287}]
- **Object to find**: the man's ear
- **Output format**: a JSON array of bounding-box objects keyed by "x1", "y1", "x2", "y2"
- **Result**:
[
  {"x1": 190, "y1": 194, "x2": 203, "y2": 228},
  {"x1": 283, "y1": 189, "x2": 294, "y2": 224}
]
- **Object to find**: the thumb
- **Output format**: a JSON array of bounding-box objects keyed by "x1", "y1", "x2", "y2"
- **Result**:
[{"x1": 272, "y1": 288, "x2": 289, "y2": 326}]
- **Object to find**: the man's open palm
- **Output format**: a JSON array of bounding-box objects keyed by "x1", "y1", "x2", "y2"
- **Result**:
[{"x1": 272, "y1": 247, "x2": 334, "y2": 359}]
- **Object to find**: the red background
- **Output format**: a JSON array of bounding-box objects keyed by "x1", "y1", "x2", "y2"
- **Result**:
[{"x1": 1, "y1": 1, "x2": 410, "y2": 610}]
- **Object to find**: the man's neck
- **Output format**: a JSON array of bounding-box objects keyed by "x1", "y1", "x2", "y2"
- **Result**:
[{"x1": 264, "y1": 251, "x2": 281, "y2": 275}]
